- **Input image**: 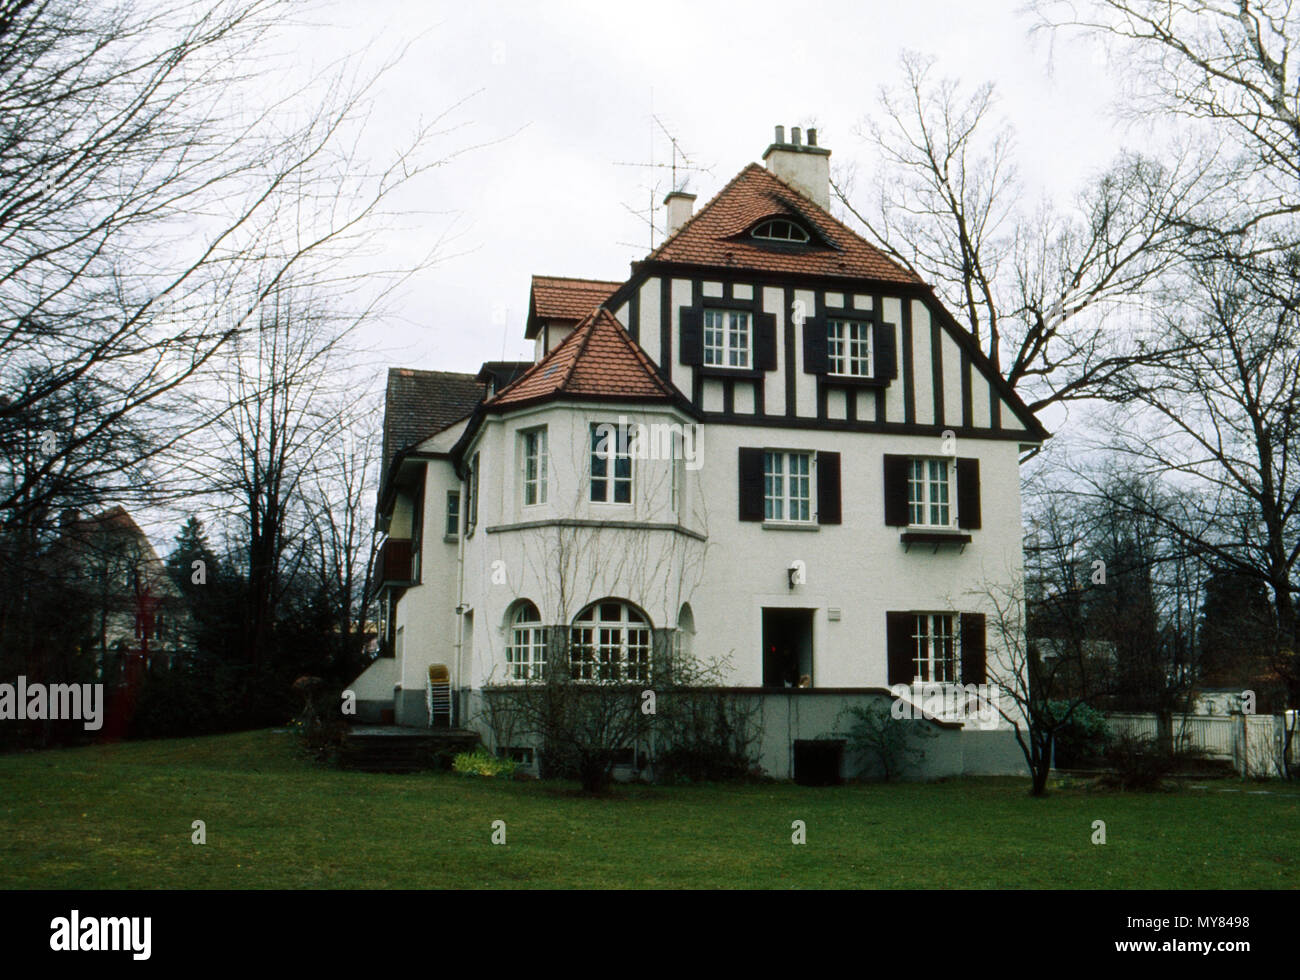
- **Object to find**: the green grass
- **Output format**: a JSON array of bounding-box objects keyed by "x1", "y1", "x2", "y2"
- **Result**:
[{"x1": 1, "y1": 730, "x2": 1296, "y2": 888}]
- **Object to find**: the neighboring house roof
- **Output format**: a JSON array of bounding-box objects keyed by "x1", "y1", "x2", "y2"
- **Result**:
[
  {"x1": 525, "y1": 275, "x2": 622, "y2": 339},
  {"x1": 485, "y1": 309, "x2": 684, "y2": 412},
  {"x1": 56, "y1": 506, "x2": 182, "y2": 602},
  {"x1": 382, "y1": 367, "x2": 485, "y2": 472},
  {"x1": 643, "y1": 163, "x2": 920, "y2": 284},
  {"x1": 475, "y1": 360, "x2": 533, "y2": 395}
]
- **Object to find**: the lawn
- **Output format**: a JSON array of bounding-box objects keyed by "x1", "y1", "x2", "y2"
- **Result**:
[{"x1": 0, "y1": 730, "x2": 1296, "y2": 889}]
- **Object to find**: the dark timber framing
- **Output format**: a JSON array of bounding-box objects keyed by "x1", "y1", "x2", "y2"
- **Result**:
[
  {"x1": 601, "y1": 263, "x2": 1048, "y2": 442},
  {"x1": 930, "y1": 315, "x2": 945, "y2": 426},
  {"x1": 901, "y1": 295, "x2": 915, "y2": 425}
]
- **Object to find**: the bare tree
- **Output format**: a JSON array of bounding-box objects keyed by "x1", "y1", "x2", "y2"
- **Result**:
[
  {"x1": 0, "y1": 0, "x2": 467, "y2": 693},
  {"x1": 833, "y1": 51, "x2": 1208, "y2": 411},
  {"x1": 301, "y1": 391, "x2": 382, "y2": 681},
  {"x1": 1089, "y1": 258, "x2": 1300, "y2": 768},
  {"x1": 1032, "y1": 0, "x2": 1300, "y2": 252},
  {"x1": 182, "y1": 285, "x2": 355, "y2": 671}
]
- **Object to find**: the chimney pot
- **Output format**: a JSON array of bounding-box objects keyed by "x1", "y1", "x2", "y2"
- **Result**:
[{"x1": 762, "y1": 122, "x2": 832, "y2": 208}]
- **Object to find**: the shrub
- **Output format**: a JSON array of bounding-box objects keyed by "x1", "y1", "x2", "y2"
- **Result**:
[
  {"x1": 837, "y1": 699, "x2": 936, "y2": 781},
  {"x1": 1048, "y1": 701, "x2": 1111, "y2": 768},
  {"x1": 453, "y1": 749, "x2": 517, "y2": 778},
  {"x1": 1100, "y1": 731, "x2": 1177, "y2": 790},
  {"x1": 654, "y1": 689, "x2": 763, "y2": 783}
]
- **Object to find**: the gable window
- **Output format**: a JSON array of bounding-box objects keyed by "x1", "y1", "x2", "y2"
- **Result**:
[
  {"x1": 590, "y1": 423, "x2": 632, "y2": 504},
  {"x1": 908, "y1": 458, "x2": 954, "y2": 528},
  {"x1": 445, "y1": 491, "x2": 460, "y2": 538},
  {"x1": 751, "y1": 218, "x2": 810, "y2": 243},
  {"x1": 569, "y1": 600, "x2": 652, "y2": 682},
  {"x1": 763, "y1": 451, "x2": 812, "y2": 523},
  {"x1": 912, "y1": 613, "x2": 957, "y2": 683},
  {"x1": 827, "y1": 319, "x2": 872, "y2": 377},
  {"x1": 507, "y1": 601, "x2": 546, "y2": 680},
  {"x1": 703, "y1": 309, "x2": 751, "y2": 369},
  {"x1": 521, "y1": 427, "x2": 548, "y2": 506}
]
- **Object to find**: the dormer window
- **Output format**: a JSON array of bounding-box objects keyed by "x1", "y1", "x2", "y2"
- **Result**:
[{"x1": 751, "y1": 218, "x2": 810, "y2": 243}]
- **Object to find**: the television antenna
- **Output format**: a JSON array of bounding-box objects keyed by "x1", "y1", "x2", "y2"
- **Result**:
[{"x1": 614, "y1": 114, "x2": 712, "y2": 251}]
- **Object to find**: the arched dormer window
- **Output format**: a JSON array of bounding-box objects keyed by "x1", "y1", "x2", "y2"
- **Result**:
[
  {"x1": 506, "y1": 600, "x2": 546, "y2": 680},
  {"x1": 569, "y1": 600, "x2": 652, "y2": 682},
  {"x1": 751, "y1": 218, "x2": 810, "y2": 243}
]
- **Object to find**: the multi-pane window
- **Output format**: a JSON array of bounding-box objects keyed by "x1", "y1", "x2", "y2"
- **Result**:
[
  {"x1": 763, "y1": 451, "x2": 812, "y2": 522},
  {"x1": 827, "y1": 319, "x2": 872, "y2": 377},
  {"x1": 445, "y1": 491, "x2": 460, "y2": 538},
  {"x1": 506, "y1": 601, "x2": 546, "y2": 680},
  {"x1": 751, "y1": 218, "x2": 810, "y2": 243},
  {"x1": 569, "y1": 601, "x2": 652, "y2": 682},
  {"x1": 908, "y1": 458, "x2": 953, "y2": 527},
  {"x1": 522, "y1": 427, "x2": 548, "y2": 506},
  {"x1": 912, "y1": 614, "x2": 958, "y2": 682},
  {"x1": 702, "y1": 309, "x2": 751, "y2": 368},
  {"x1": 590, "y1": 423, "x2": 632, "y2": 503}
]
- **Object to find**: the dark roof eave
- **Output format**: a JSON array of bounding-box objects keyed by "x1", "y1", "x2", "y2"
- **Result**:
[{"x1": 483, "y1": 390, "x2": 700, "y2": 419}]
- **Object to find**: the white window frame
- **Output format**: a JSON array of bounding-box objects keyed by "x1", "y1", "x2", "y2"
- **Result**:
[
  {"x1": 590, "y1": 423, "x2": 633, "y2": 504},
  {"x1": 907, "y1": 457, "x2": 955, "y2": 529},
  {"x1": 827, "y1": 319, "x2": 873, "y2": 377},
  {"x1": 911, "y1": 613, "x2": 959, "y2": 683},
  {"x1": 763, "y1": 450, "x2": 813, "y2": 523},
  {"x1": 445, "y1": 490, "x2": 460, "y2": 539},
  {"x1": 751, "y1": 219, "x2": 810, "y2": 243},
  {"x1": 569, "y1": 601, "x2": 652, "y2": 683},
  {"x1": 507, "y1": 603, "x2": 547, "y2": 681},
  {"x1": 521, "y1": 427, "x2": 548, "y2": 507},
  {"x1": 702, "y1": 308, "x2": 752, "y2": 369}
]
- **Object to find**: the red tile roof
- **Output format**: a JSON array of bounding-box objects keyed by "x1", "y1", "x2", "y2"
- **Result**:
[
  {"x1": 488, "y1": 309, "x2": 681, "y2": 410},
  {"x1": 527, "y1": 275, "x2": 622, "y2": 338},
  {"x1": 645, "y1": 163, "x2": 919, "y2": 284}
]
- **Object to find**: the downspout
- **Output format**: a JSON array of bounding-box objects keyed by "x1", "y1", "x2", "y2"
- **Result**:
[{"x1": 453, "y1": 472, "x2": 467, "y2": 728}]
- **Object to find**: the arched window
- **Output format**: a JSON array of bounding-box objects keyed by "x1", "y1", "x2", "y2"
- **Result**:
[
  {"x1": 569, "y1": 600, "x2": 652, "y2": 682},
  {"x1": 506, "y1": 601, "x2": 546, "y2": 680},
  {"x1": 674, "y1": 603, "x2": 695, "y2": 662},
  {"x1": 751, "y1": 218, "x2": 810, "y2": 243}
]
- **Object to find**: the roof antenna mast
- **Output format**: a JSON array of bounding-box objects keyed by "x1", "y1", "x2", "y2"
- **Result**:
[{"x1": 614, "y1": 111, "x2": 712, "y2": 251}]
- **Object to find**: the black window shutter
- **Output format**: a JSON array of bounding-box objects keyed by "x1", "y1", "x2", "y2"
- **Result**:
[
  {"x1": 816, "y1": 451, "x2": 841, "y2": 525},
  {"x1": 679, "y1": 308, "x2": 702, "y2": 366},
  {"x1": 956, "y1": 457, "x2": 981, "y2": 529},
  {"x1": 873, "y1": 321, "x2": 898, "y2": 380},
  {"x1": 737, "y1": 447, "x2": 765, "y2": 522},
  {"x1": 802, "y1": 314, "x2": 827, "y2": 374},
  {"x1": 961, "y1": 613, "x2": 986, "y2": 684},
  {"x1": 882, "y1": 454, "x2": 910, "y2": 526},
  {"x1": 755, "y1": 312, "x2": 777, "y2": 371},
  {"x1": 886, "y1": 612, "x2": 914, "y2": 686}
]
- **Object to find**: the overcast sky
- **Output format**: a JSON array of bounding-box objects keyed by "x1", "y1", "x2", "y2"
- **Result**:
[{"x1": 291, "y1": 0, "x2": 1128, "y2": 376}]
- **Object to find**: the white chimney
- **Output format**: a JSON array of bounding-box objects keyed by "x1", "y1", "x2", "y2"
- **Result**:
[
  {"x1": 663, "y1": 190, "x2": 696, "y2": 238},
  {"x1": 762, "y1": 123, "x2": 831, "y2": 208}
]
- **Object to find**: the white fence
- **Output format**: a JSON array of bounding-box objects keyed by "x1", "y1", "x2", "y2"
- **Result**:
[{"x1": 1105, "y1": 712, "x2": 1293, "y2": 778}]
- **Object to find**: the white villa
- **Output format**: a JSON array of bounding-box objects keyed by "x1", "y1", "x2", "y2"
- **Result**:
[{"x1": 350, "y1": 125, "x2": 1048, "y2": 779}]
